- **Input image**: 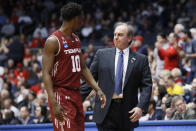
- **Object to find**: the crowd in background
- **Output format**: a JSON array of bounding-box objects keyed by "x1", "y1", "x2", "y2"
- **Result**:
[{"x1": 0, "y1": 0, "x2": 196, "y2": 124}]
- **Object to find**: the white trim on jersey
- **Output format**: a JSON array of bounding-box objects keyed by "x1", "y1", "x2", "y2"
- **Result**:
[
  {"x1": 63, "y1": 116, "x2": 71, "y2": 128},
  {"x1": 47, "y1": 35, "x2": 61, "y2": 56}
]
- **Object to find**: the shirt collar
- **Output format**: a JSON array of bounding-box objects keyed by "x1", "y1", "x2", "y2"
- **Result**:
[{"x1": 116, "y1": 47, "x2": 129, "y2": 55}]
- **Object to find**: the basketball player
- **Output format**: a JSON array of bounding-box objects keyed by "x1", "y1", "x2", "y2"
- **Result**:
[{"x1": 42, "y1": 3, "x2": 106, "y2": 131}]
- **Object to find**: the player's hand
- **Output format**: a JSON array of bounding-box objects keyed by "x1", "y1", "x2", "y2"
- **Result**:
[
  {"x1": 129, "y1": 107, "x2": 142, "y2": 122},
  {"x1": 96, "y1": 89, "x2": 106, "y2": 109},
  {"x1": 52, "y1": 102, "x2": 65, "y2": 122}
]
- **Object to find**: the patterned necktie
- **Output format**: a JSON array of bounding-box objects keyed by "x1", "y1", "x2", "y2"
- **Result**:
[{"x1": 114, "y1": 50, "x2": 124, "y2": 95}]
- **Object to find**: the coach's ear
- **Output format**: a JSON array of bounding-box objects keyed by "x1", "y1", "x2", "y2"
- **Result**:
[{"x1": 128, "y1": 35, "x2": 133, "y2": 45}]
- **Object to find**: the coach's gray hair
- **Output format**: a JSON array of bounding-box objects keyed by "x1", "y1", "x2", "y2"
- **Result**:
[{"x1": 114, "y1": 22, "x2": 134, "y2": 36}]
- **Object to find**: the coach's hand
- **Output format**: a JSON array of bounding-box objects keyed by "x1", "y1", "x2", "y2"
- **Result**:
[
  {"x1": 129, "y1": 107, "x2": 142, "y2": 122},
  {"x1": 96, "y1": 89, "x2": 106, "y2": 109},
  {"x1": 52, "y1": 101, "x2": 65, "y2": 122}
]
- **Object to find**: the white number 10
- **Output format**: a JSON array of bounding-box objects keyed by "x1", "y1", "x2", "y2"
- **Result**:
[{"x1": 71, "y1": 55, "x2": 81, "y2": 72}]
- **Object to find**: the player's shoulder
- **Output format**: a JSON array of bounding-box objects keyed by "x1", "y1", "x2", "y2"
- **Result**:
[
  {"x1": 46, "y1": 35, "x2": 59, "y2": 44},
  {"x1": 44, "y1": 35, "x2": 60, "y2": 51}
]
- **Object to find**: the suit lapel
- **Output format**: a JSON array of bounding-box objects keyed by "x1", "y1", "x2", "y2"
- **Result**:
[
  {"x1": 109, "y1": 48, "x2": 116, "y2": 83},
  {"x1": 124, "y1": 49, "x2": 136, "y2": 88}
]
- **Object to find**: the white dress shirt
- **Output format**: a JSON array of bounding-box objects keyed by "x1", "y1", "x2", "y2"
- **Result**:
[{"x1": 113, "y1": 47, "x2": 129, "y2": 98}]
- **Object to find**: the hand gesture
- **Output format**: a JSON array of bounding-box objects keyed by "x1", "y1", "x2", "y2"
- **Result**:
[
  {"x1": 96, "y1": 89, "x2": 106, "y2": 109},
  {"x1": 52, "y1": 102, "x2": 65, "y2": 122},
  {"x1": 129, "y1": 107, "x2": 142, "y2": 122}
]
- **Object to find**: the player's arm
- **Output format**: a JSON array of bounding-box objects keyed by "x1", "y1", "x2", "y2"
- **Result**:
[
  {"x1": 42, "y1": 37, "x2": 64, "y2": 121},
  {"x1": 80, "y1": 53, "x2": 106, "y2": 108}
]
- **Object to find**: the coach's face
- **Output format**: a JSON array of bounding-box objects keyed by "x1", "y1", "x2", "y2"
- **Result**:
[{"x1": 114, "y1": 25, "x2": 131, "y2": 50}]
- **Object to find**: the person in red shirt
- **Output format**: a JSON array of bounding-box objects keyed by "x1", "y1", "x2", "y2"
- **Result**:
[
  {"x1": 31, "y1": 32, "x2": 45, "y2": 48},
  {"x1": 157, "y1": 33, "x2": 180, "y2": 70},
  {"x1": 14, "y1": 62, "x2": 29, "y2": 85},
  {"x1": 42, "y1": 3, "x2": 106, "y2": 131}
]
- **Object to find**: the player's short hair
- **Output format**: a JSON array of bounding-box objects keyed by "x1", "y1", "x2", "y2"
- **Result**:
[{"x1": 60, "y1": 2, "x2": 82, "y2": 21}]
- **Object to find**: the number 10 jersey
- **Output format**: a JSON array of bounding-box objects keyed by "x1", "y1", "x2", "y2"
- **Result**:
[{"x1": 50, "y1": 30, "x2": 81, "y2": 89}]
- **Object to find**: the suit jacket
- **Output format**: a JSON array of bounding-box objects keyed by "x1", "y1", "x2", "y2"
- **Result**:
[{"x1": 81, "y1": 47, "x2": 152, "y2": 128}]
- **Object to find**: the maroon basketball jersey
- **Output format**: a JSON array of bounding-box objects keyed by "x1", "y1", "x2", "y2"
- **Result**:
[{"x1": 50, "y1": 30, "x2": 81, "y2": 89}]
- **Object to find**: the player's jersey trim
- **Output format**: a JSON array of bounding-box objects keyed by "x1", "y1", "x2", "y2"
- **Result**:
[{"x1": 48, "y1": 35, "x2": 61, "y2": 56}]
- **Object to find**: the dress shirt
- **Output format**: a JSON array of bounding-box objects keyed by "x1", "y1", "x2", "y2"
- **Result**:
[{"x1": 113, "y1": 47, "x2": 129, "y2": 99}]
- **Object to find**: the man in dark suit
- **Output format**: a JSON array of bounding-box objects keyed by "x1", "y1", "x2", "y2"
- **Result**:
[{"x1": 81, "y1": 22, "x2": 152, "y2": 131}]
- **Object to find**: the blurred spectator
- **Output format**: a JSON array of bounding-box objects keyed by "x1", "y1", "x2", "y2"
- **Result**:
[
  {"x1": 18, "y1": 11, "x2": 33, "y2": 35},
  {"x1": 0, "y1": 111, "x2": 4, "y2": 124},
  {"x1": 131, "y1": 35, "x2": 148, "y2": 56},
  {"x1": 27, "y1": 91, "x2": 36, "y2": 116},
  {"x1": 48, "y1": 22, "x2": 57, "y2": 35},
  {"x1": 140, "y1": 98, "x2": 165, "y2": 121},
  {"x1": 171, "y1": 68, "x2": 183, "y2": 86},
  {"x1": 23, "y1": 48, "x2": 33, "y2": 66},
  {"x1": 81, "y1": 14, "x2": 93, "y2": 40},
  {"x1": 84, "y1": 44, "x2": 95, "y2": 68},
  {"x1": 191, "y1": 78, "x2": 196, "y2": 103},
  {"x1": 8, "y1": 37, "x2": 24, "y2": 64},
  {"x1": 153, "y1": 33, "x2": 169, "y2": 76},
  {"x1": 1, "y1": 18, "x2": 15, "y2": 37},
  {"x1": 0, "y1": 89, "x2": 10, "y2": 108},
  {"x1": 19, "y1": 106, "x2": 35, "y2": 124},
  {"x1": 3, "y1": 98, "x2": 20, "y2": 118},
  {"x1": 174, "y1": 23, "x2": 185, "y2": 49},
  {"x1": 33, "y1": 23, "x2": 48, "y2": 39},
  {"x1": 171, "y1": 95, "x2": 196, "y2": 120},
  {"x1": 157, "y1": 33, "x2": 180, "y2": 70},
  {"x1": 161, "y1": 96, "x2": 167, "y2": 113},
  {"x1": 15, "y1": 87, "x2": 29, "y2": 109},
  {"x1": 164, "y1": 96, "x2": 175, "y2": 120},
  {"x1": 180, "y1": 30, "x2": 196, "y2": 83},
  {"x1": 18, "y1": 11, "x2": 32, "y2": 24},
  {"x1": 187, "y1": 0, "x2": 196, "y2": 17},
  {"x1": 164, "y1": 74, "x2": 184, "y2": 96},
  {"x1": 189, "y1": 14, "x2": 196, "y2": 27},
  {"x1": 31, "y1": 32, "x2": 45, "y2": 48},
  {"x1": 14, "y1": 63, "x2": 29, "y2": 85},
  {"x1": 27, "y1": 62, "x2": 41, "y2": 86},
  {"x1": 6, "y1": 59, "x2": 15, "y2": 70},
  {"x1": 34, "y1": 105, "x2": 50, "y2": 123},
  {"x1": 190, "y1": 28, "x2": 196, "y2": 39},
  {"x1": 0, "y1": 7, "x2": 7, "y2": 26},
  {"x1": 3, "y1": 110, "x2": 21, "y2": 124},
  {"x1": 0, "y1": 37, "x2": 9, "y2": 66},
  {"x1": 177, "y1": 11, "x2": 190, "y2": 25}
]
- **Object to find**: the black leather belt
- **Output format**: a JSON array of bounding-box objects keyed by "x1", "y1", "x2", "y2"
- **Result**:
[{"x1": 112, "y1": 98, "x2": 123, "y2": 104}]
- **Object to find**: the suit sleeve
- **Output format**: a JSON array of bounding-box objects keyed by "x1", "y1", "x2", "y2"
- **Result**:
[
  {"x1": 80, "y1": 50, "x2": 99, "y2": 101},
  {"x1": 137, "y1": 56, "x2": 152, "y2": 113}
]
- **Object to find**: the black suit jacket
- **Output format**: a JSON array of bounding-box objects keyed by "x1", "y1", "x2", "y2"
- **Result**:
[{"x1": 81, "y1": 47, "x2": 152, "y2": 128}]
